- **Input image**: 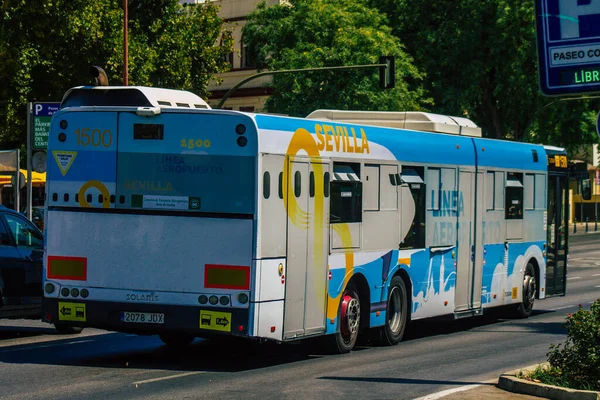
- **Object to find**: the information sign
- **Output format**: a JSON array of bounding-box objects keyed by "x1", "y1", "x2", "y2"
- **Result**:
[
  {"x1": 535, "y1": 0, "x2": 600, "y2": 95},
  {"x1": 33, "y1": 102, "x2": 60, "y2": 150}
]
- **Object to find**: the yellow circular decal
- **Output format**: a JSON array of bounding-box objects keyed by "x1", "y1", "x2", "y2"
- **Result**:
[{"x1": 78, "y1": 180, "x2": 111, "y2": 208}]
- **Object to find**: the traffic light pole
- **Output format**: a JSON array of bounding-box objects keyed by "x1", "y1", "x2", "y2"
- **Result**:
[{"x1": 215, "y1": 59, "x2": 393, "y2": 109}]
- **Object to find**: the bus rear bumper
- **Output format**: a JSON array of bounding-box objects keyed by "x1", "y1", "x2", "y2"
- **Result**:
[{"x1": 42, "y1": 298, "x2": 250, "y2": 337}]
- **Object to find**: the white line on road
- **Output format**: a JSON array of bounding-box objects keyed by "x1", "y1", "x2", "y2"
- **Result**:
[
  {"x1": 412, "y1": 379, "x2": 496, "y2": 400},
  {"x1": 0, "y1": 339, "x2": 94, "y2": 353},
  {"x1": 593, "y1": 273, "x2": 600, "y2": 277},
  {"x1": 133, "y1": 371, "x2": 204, "y2": 386},
  {"x1": 549, "y1": 305, "x2": 574, "y2": 311},
  {"x1": 567, "y1": 277, "x2": 581, "y2": 280}
]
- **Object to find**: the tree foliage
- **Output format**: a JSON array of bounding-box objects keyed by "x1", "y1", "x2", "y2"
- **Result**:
[
  {"x1": 242, "y1": 0, "x2": 432, "y2": 117},
  {"x1": 0, "y1": 0, "x2": 233, "y2": 151},
  {"x1": 372, "y1": 0, "x2": 600, "y2": 151}
]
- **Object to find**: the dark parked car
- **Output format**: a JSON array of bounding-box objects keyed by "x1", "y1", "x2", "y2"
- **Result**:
[{"x1": 0, "y1": 205, "x2": 80, "y2": 333}]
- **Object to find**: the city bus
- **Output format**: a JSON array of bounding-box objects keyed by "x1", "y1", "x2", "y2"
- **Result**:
[{"x1": 42, "y1": 85, "x2": 570, "y2": 353}]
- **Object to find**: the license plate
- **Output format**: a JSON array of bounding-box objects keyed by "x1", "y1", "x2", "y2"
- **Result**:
[{"x1": 120, "y1": 312, "x2": 164, "y2": 324}]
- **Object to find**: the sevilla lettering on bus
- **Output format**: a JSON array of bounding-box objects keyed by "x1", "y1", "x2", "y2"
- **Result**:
[
  {"x1": 314, "y1": 124, "x2": 370, "y2": 154},
  {"x1": 124, "y1": 180, "x2": 173, "y2": 192}
]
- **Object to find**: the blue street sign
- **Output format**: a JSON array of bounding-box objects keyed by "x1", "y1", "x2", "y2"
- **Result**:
[
  {"x1": 32, "y1": 102, "x2": 60, "y2": 150},
  {"x1": 535, "y1": 0, "x2": 600, "y2": 96}
]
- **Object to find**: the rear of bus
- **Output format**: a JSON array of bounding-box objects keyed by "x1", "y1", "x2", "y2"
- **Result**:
[{"x1": 42, "y1": 87, "x2": 258, "y2": 340}]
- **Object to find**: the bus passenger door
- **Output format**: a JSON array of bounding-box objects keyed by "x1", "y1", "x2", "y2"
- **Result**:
[
  {"x1": 455, "y1": 169, "x2": 483, "y2": 313},
  {"x1": 545, "y1": 173, "x2": 568, "y2": 296},
  {"x1": 284, "y1": 159, "x2": 329, "y2": 338}
]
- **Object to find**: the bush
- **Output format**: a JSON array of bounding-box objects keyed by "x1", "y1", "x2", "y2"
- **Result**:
[{"x1": 546, "y1": 299, "x2": 600, "y2": 391}]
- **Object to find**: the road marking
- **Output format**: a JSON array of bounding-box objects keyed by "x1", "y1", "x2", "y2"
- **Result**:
[
  {"x1": 413, "y1": 379, "x2": 496, "y2": 400},
  {"x1": 0, "y1": 339, "x2": 94, "y2": 353},
  {"x1": 412, "y1": 384, "x2": 482, "y2": 400},
  {"x1": 567, "y1": 277, "x2": 581, "y2": 280},
  {"x1": 133, "y1": 371, "x2": 204, "y2": 386},
  {"x1": 549, "y1": 305, "x2": 574, "y2": 311},
  {"x1": 593, "y1": 273, "x2": 600, "y2": 277},
  {"x1": 595, "y1": 286, "x2": 600, "y2": 288}
]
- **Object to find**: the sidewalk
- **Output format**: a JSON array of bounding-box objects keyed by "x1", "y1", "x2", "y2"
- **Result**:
[
  {"x1": 435, "y1": 381, "x2": 542, "y2": 400},
  {"x1": 570, "y1": 221, "x2": 600, "y2": 236}
]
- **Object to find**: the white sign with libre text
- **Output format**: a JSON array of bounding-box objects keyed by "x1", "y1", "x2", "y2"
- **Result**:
[
  {"x1": 550, "y1": 44, "x2": 600, "y2": 66},
  {"x1": 143, "y1": 195, "x2": 188, "y2": 210}
]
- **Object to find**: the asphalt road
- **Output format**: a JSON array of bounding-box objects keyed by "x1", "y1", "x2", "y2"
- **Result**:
[{"x1": 1, "y1": 233, "x2": 599, "y2": 400}]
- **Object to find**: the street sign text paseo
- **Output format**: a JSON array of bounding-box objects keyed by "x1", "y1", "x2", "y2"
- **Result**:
[
  {"x1": 33, "y1": 102, "x2": 60, "y2": 150},
  {"x1": 535, "y1": 0, "x2": 600, "y2": 96}
]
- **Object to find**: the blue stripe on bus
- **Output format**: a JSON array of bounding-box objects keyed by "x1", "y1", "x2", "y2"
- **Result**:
[
  {"x1": 47, "y1": 150, "x2": 116, "y2": 182},
  {"x1": 255, "y1": 114, "x2": 547, "y2": 171}
]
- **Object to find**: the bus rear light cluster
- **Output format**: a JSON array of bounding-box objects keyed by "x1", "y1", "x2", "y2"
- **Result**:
[
  {"x1": 59, "y1": 286, "x2": 89, "y2": 298},
  {"x1": 198, "y1": 294, "x2": 231, "y2": 306},
  {"x1": 197, "y1": 293, "x2": 249, "y2": 306},
  {"x1": 236, "y1": 123, "x2": 248, "y2": 147}
]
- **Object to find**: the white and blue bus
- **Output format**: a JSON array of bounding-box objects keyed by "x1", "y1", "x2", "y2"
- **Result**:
[{"x1": 42, "y1": 84, "x2": 569, "y2": 353}]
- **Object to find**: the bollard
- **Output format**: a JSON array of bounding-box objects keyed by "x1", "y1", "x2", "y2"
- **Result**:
[
  {"x1": 586, "y1": 216, "x2": 589, "y2": 233},
  {"x1": 574, "y1": 218, "x2": 577, "y2": 234}
]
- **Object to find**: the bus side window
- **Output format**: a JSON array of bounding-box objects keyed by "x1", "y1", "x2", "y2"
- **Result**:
[
  {"x1": 400, "y1": 167, "x2": 426, "y2": 249},
  {"x1": 330, "y1": 162, "x2": 362, "y2": 223},
  {"x1": 505, "y1": 173, "x2": 524, "y2": 220},
  {"x1": 263, "y1": 171, "x2": 270, "y2": 199}
]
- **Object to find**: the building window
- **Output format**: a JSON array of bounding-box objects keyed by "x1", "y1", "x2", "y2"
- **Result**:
[{"x1": 241, "y1": 33, "x2": 256, "y2": 69}]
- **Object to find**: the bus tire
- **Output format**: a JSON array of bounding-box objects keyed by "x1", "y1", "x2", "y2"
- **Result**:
[
  {"x1": 159, "y1": 332, "x2": 195, "y2": 349},
  {"x1": 381, "y1": 276, "x2": 408, "y2": 346},
  {"x1": 333, "y1": 285, "x2": 361, "y2": 354},
  {"x1": 515, "y1": 263, "x2": 536, "y2": 318},
  {"x1": 54, "y1": 324, "x2": 83, "y2": 334}
]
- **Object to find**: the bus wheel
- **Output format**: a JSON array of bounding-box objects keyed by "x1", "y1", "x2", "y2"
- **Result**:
[
  {"x1": 334, "y1": 286, "x2": 361, "y2": 353},
  {"x1": 515, "y1": 263, "x2": 536, "y2": 318},
  {"x1": 381, "y1": 276, "x2": 408, "y2": 346},
  {"x1": 159, "y1": 332, "x2": 195, "y2": 349},
  {"x1": 54, "y1": 324, "x2": 83, "y2": 334}
]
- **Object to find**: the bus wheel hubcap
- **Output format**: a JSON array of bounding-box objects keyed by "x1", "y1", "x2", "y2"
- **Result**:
[
  {"x1": 524, "y1": 274, "x2": 536, "y2": 307},
  {"x1": 388, "y1": 286, "x2": 402, "y2": 333},
  {"x1": 340, "y1": 294, "x2": 360, "y2": 341}
]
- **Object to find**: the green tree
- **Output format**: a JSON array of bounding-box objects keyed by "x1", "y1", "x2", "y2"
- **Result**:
[
  {"x1": 372, "y1": 0, "x2": 600, "y2": 151},
  {"x1": 0, "y1": 0, "x2": 233, "y2": 151},
  {"x1": 241, "y1": 0, "x2": 431, "y2": 117}
]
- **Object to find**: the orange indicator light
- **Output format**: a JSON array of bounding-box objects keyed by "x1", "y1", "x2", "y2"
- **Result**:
[{"x1": 47, "y1": 256, "x2": 87, "y2": 281}]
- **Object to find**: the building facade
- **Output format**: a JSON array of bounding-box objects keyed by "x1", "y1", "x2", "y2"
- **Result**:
[
  {"x1": 181, "y1": 0, "x2": 282, "y2": 111},
  {"x1": 570, "y1": 144, "x2": 600, "y2": 225}
]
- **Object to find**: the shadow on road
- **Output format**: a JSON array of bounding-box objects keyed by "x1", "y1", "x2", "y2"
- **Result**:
[
  {"x1": 0, "y1": 307, "x2": 566, "y2": 374},
  {"x1": 0, "y1": 324, "x2": 57, "y2": 340},
  {"x1": 317, "y1": 375, "x2": 498, "y2": 386}
]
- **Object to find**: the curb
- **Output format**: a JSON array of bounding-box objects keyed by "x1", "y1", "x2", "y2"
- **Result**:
[{"x1": 498, "y1": 364, "x2": 600, "y2": 400}]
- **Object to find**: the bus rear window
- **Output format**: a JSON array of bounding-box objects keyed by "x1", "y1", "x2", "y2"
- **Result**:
[{"x1": 134, "y1": 124, "x2": 164, "y2": 140}]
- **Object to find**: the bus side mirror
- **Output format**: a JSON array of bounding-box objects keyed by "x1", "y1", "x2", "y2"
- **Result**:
[{"x1": 581, "y1": 178, "x2": 592, "y2": 200}]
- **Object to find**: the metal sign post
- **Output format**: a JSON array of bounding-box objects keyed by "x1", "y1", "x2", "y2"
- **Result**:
[
  {"x1": 535, "y1": 0, "x2": 600, "y2": 96},
  {"x1": 26, "y1": 103, "x2": 32, "y2": 219}
]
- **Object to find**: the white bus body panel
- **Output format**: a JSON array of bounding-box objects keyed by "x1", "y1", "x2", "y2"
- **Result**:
[{"x1": 46, "y1": 210, "x2": 253, "y2": 294}]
